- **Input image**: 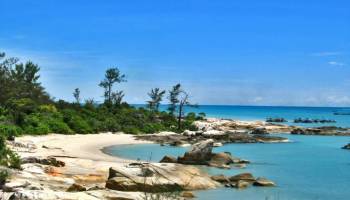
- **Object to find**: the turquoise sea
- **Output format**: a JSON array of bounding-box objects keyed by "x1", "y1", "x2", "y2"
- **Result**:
[
  {"x1": 135, "y1": 105, "x2": 350, "y2": 128},
  {"x1": 107, "y1": 106, "x2": 350, "y2": 200}
]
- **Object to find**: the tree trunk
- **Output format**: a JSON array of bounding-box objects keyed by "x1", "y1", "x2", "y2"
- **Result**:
[{"x1": 178, "y1": 102, "x2": 183, "y2": 131}]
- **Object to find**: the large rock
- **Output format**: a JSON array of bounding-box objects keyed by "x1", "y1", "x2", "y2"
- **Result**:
[
  {"x1": 177, "y1": 139, "x2": 214, "y2": 165},
  {"x1": 207, "y1": 152, "x2": 235, "y2": 169},
  {"x1": 235, "y1": 180, "x2": 250, "y2": 189},
  {"x1": 106, "y1": 163, "x2": 219, "y2": 192},
  {"x1": 8, "y1": 189, "x2": 142, "y2": 200},
  {"x1": 159, "y1": 155, "x2": 177, "y2": 163},
  {"x1": 177, "y1": 139, "x2": 248, "y2": 168},
  {"x1": 253, "y1": 177, "x2": 276, "y2": 187},
  {"x1": 229, "y1": 173, "x2": 255, "y2": 182},
  {"x1": 342, "y1": 143, "x2": 350, "y2": 150},
  {"x1": 211, "y1": 174, "x2": 230, "y2": 184},
  {"x1": 251, "y1": 127, "x2": 268, "y2": 135},
  {"x1": 21, "y1": 157, "x2": 65, "y2": 167}
]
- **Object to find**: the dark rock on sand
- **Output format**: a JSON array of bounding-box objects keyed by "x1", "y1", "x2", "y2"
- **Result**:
[
  {"x1": 251, "y1": 128, "x2": 268, "y2": 135},
  {"x1": 66, "y1": 183, "x2": 87, "y2": 192},
  {"x1": 21, "y1": 156, "x2": 65, "y2": 167}
]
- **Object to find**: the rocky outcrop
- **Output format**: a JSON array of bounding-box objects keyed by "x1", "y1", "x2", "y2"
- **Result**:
[
  {"x1": 293, "y1": 118, "x2": 336, "y2": 124},
  {"x1": 211, "y1": 173, "x2": 276, "y2": 189},
  {"x1": 7, "y1": 189, "x2": 143, "y2": 200},
  {"x1": 105, "y1": 163, "x2": 219, "y2": 192},
  {"x1": 342, "y1": 143, "x2": 350, "y2": 150},
  {"x1": 159, "y1": 155, "x2": 177, "y2": 163},
  {"x1": 137, "y1": 130, "x2": 289, "y2": 146},
  {"x1": 177, "y1": 139, "x2": 214, "y2": 165},
  {"x1": 253, "y1": 177, "x2": 276, "y2": 187},
  {"x1": 291, "y1": 126, "x2": 350, "y2": 136},
  {"x1": 266, "y1": 118, "x2": 287, "y2": 123},
  {"x1": 175, "y1": 140, "x2": 249, "y2": 169},
  {"x1": 21, "y1": 156, "x2": 65, "y2": 167},
  {"x1": 251, "y1": 128, "x2": 268, "y2": 135}
]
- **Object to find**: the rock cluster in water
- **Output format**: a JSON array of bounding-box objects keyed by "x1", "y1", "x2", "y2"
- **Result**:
[
  {"x1": 137, "y1": 118, "x2": 291, "y2": 146},
  {"x1": 266, "y1": 118, "x2": 287, "y2": 123},
  {"x1": 160, "y1": 139, "x2": 249, "y2": 169},
  {"x1": 342, "y1": 143, "x2": 350, "y2": 150},
  {"x1": 293, "y1": 118, "x2": 336, "y2": 124},
  {"x1": 211, "y1": 173, "x2": 275, "y2": 189},
  {"x1": 291, "y1": 126, "x2": 350, "y2": 136}
]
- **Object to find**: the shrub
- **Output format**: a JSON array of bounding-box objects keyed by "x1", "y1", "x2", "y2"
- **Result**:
[
  {"x1": 24, "y1": 123, "x2": 50, "y2": 135},
  {"x1": 47, "y1": 119, "x2": 72, "y2": 134},
  {"x1": 0, "y1": 136, "x2": 21, "y2": 169},
  {"x1": 39, "y1": 104, "x2": 58, "y2": 113},
  {"x1": 0, "y1": 124, "x2": 23, "y2": 138},
  {"x1": 122, "y1": 126, "x2": 140, "y2": 135},
  {"x1": 0, "y1": 170, "x2": 9, "y2": 185}
]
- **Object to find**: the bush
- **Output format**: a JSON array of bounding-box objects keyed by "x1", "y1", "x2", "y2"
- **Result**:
[
  {"x1": 47, "y1": 119, "x2": 72, "y2": 134},
  {"x1": 0, "y1": 136, "x2": 21, "y2": 169},
  {"x1": 142, "y1": 123, "x2": 165, "y2": 134},
  {"x1": 0, "y1": 170, "x2": 9, "y2": 185},
  {"x1": 122, "y1": 126, "x2": 140, "y2": 135},
  {"x1": 0, "y1": 124, "x2": 23, "y2": 138}
]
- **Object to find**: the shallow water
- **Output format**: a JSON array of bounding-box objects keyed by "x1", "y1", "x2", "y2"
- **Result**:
[{"x1": 105, "y1": 134, "x2": 350, "y2": 200}]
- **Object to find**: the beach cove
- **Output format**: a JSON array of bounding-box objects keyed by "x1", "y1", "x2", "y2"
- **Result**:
[{"x1": 1, "y1": 114, "x2": 350, "y2": 199}]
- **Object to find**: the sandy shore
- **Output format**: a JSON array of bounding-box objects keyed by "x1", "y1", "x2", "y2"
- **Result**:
[{"x1": 15, "y1": 132, "x2": 151, "y2": 163}]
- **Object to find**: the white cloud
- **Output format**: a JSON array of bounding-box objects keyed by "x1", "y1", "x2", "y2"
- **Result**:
[
  {"x1": 311, "y1": 52, "x2": 342, "y2": 57},
  {"x1": 326, "y1": 95, "x2": 350, "y2": 105},
  {"x1": 328, "y1": 61, "x2": 345, "y2": 66},
  {"x1": 252, "y1": 96, "x2": 263, "y2": 103}
]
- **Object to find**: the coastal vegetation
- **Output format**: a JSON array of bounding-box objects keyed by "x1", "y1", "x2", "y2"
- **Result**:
[
  {"x1": 0, "y1": 52, "x2": 202, "y2": 139},
  {"x1": 0, "y1": 51, "x2": 203, "y2": 177}
]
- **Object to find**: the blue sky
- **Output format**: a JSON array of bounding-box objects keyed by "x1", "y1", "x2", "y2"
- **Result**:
[{"x1": 1, "y1": 0, "x2": 349, "y2": 106}]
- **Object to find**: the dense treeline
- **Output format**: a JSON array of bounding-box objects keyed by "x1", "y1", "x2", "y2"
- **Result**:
[{"x1": 0, "y1": 52, "x2": 204, "y2": 140}]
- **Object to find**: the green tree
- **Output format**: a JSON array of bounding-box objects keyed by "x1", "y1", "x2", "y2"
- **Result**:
[
  {"x1": 111, "y1": 90, "x2": 125, "y2": 106},
  {"x1": 168, "y1": 84, "x2": 181, "y2": 115},
  {"x1": 73, "y1": 88, "x2": 81, "y2": 104},
  {"x1": 147, "y1": 88, "x2": 166, "y2": 112},
  {"x1": 99, "y1": 68, "x2": 126, "y2": 105},
  {"x1": 167, "y1": 84, "x2": 196, "y2": 130}
]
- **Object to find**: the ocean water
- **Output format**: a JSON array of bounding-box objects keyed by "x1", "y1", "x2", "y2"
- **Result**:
[
  {"x1": 135, "y1": 105, "x2": 350, "y2": 128},
  {"x1": 106, "y1": 106, "x2": 350, "y2": 200}
]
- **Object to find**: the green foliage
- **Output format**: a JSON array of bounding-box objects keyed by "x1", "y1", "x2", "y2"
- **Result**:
[
  {"x1": 0, "y1": 124, "x2": 23, "y2": 138},
  {"x1": 0, "y1": 136, "x2": 21, "y2": 169},
  {"x1": 0, "y1": 169, "x2": 9, "y2": 185},
  {"x1": 0, "y1": 52, "x2": 204, "y2": 136}
]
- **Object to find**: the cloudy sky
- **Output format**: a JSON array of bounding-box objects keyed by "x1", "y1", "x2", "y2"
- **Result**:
[{"x1": 1, "y1": 0, "x2": 349, "y2": 106}]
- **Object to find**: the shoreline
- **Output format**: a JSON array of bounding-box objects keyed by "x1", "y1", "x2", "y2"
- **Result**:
[{"x1": 15, "y1": 132, "x2": 152, "y2": 163}]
